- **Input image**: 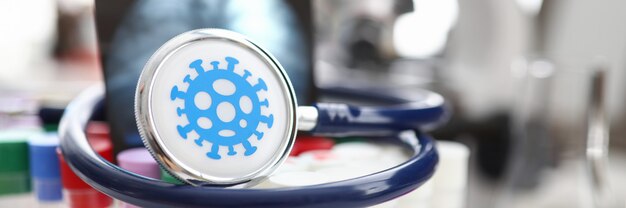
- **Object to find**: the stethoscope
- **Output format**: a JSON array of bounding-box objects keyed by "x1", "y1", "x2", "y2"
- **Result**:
[{"x1": 59, "y1": 29, "x2": 446, "y2": 207}]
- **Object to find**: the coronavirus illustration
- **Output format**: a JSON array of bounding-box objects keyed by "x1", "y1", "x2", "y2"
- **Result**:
[{"x1": 170, "y1": 56, "x2": 274, "y2": 159}]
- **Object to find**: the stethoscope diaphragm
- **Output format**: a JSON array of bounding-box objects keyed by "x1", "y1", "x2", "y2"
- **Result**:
[{"x1": 135, "y1": 29, "x2": 298, "y2": 186}]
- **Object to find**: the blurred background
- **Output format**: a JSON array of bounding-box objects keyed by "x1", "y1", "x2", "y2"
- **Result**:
[{"x1": 1, "y1": 0, "x2": 625, "y2": 207}]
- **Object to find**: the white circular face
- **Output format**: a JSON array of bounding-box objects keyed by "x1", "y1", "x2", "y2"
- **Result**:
[{"x1": 145, "y1": 34, "x2": 295, "y2": 183}]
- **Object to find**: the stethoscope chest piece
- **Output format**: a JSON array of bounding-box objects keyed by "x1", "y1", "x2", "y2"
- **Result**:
[{"x1": 135, "y1": 29, "x2": 298, "y2": 186}]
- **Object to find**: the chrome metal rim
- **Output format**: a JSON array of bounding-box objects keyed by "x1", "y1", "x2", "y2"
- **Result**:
[{"x1": 135, "y1": 29, "x2": 298, "y2": 186}]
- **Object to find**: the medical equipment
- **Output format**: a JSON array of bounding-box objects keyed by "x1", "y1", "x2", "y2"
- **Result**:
[
  {"x1": 28, "y1": 133, "x2": 62, "y2": 202},
  {"x1": 58, "y1": 135, "x2": 113, "y2": 208},
  {"x1": 58, "y1": 28, "x2": 447, "y2": 207},
  {"x1": 0, "y1": 132, "x2": 32, "y2": 196},
  {"x1": 117, "y1": 148, "x2": 160, "y2": 208}
]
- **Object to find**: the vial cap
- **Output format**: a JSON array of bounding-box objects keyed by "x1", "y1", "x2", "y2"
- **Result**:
[
  {"x1": 291, "y1": 135, "x2": 334, "y2": 156},
  {"x1": 0, "y1": 130, "x2": 38, "y2": 195},
  {"x1": 58, "y1": 136, "x2": 113, "y2": 189},
  {"x1": 117, "y1": 148, "x2": 160, "y2": 179}
]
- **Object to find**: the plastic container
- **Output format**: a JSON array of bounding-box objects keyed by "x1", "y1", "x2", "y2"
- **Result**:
[
  {"x1": 58, "y1": 136, "x2": 113, "y2": 208},
  {"x1": 290, "y1": 135, "x2": 334, "y2": 156},
  {"x1": 62, "y1": 188, "x2": 111, "y2": 208},
  {"x1": 0, "y1": 130, "x2": 40, "y2": 207},
  {"x1": 29, "y1": 133, "x2": 62, "y2": 202},
  {"x1": 117, "y1": 147, "x2": 160, "y2": 208},
  {"x1": 430, "y1": 141, "x2": 470, "y2": 208}
]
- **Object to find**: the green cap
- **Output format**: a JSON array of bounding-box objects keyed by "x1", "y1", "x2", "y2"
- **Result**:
[
  {"x1": 160, "y1": 168, "x2": 183, "y2": 184},
  {"x1": 43, "y1": 124, "x2": 58, "y2": 132},
  {"x1": 0, "y1": 130, "x2": 39, "y2": 195}
]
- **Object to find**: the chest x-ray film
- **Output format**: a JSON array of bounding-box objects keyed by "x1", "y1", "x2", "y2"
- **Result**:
[{"x1": 96, "y1": 0, "x2": 313, "y2": 154}]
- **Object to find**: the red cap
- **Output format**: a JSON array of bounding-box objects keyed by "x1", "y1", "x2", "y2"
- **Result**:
[
  {"x1": 85, "y1": 122, "x2": 113, "y2": 163},
  {"x1": 57, "y1": 136, "x2": 113, "y2": 208},
  {"x1": 57, "y1": 136, "x2": 112, "y2": 189},
  {"x1": 86, "y1": 122, "x2": 110, "y2": 140},
  {"x1": 290, "y1": 135, "x2": 335, "y2": 156},
  {"x1": 289, "y1": 144, "x2": 301, "y2": 156}
]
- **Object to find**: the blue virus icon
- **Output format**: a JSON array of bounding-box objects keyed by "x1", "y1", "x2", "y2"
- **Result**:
[{"x1": 170, "y1": 56, "x2": 274, "y2": 159}]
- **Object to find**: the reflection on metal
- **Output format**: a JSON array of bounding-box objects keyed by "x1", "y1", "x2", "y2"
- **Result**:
[
  {"x1": 496, "y1": 57, "x2": 556, "y2": 208},
  {"x1": 585, "y1": 62, "x2": 617, "y2": 208}
]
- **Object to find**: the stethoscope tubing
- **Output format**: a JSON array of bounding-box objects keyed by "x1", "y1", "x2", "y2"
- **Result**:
[{"x1": 59, "y1": 85, "x2": 438, "y2": 208}]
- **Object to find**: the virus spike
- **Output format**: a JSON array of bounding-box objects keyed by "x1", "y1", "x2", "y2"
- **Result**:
[
  {"x1": 206, "y1": 144, "x2": 221, "y2": 159},
  {"x1": 225, "y1": 57, "x2": 239, "y2": 71},
  {"x1": 183, "y1": 75, "x2": 192, "y2": 83},
  {"x1": 170, "y1": 86, "x2": 185, "y2": 101},
  {"x1": 242, "y1": 70, "x2": 252, "y2": 79},
  {"x1": 260, "y1": 99, "x2": 269, "y2": 107},
  {"x1": 227, "y1": 146, "x2": 236, "y2": 156},
  {"x1": 189, "y1": 59, "x2": 204, "y2": 74},
  {"x1": 254, "y1": 78, "x2": 267, "y2": 91},
  {"x1": 176, "y1": 125, "x2": 191, "y2": 139},
  {"x1": 194, "y1": 137, "x2": 204, "y2": 147},
  {"x1": 211, "y1": 61, "x2": 220, "y2": 70},
  {"x1": 176, "y1": 107, "x2": 184, "y2": 116},
  {"x1": 241, "y1": 141, "x2": 257, "y2": 156},
  {"x1": 254, "y1": 131, "x2": 264, "y2": 140},
  {"x1": 261, "y1": 114, "x2": 274, "y2": 128}
]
